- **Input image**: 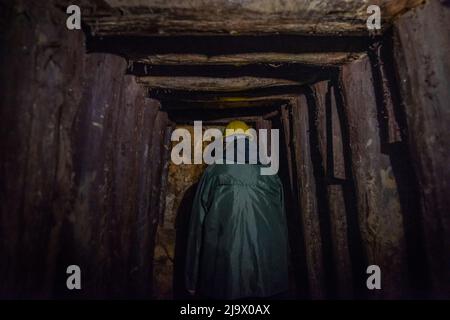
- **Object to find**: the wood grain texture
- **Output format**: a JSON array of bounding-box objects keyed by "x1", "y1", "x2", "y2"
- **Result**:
[
  {"x1": 137, "y1": 76, "x2": 301, "y2": 91},
  {"x1": 311, "y1": 81, "x2": 346, "y2": 180},
  {"x1": 75, "y1": 0, "x2": 425, "y2": 36},
  {"x1": 291, "y1": 95, "x2": 326, "y2": 299},
  {"x1": 327, "y1": 185, "x2": 353, "y2": 299},
  {"x1": 393, "y1": 0, "x2": 450, "y2": 298},
  {"x1": 133, "y1": 52, "x2": 360, "y2": 67},
  {"x1": 310, "y1": 81, "x2": 353, "y2": 298},
  {"x1": 339, "y1": 55, "x2": 408, "y2": 299},
  {"x1": 0, "y1": 1, "x2": 168, "y2": 298}
]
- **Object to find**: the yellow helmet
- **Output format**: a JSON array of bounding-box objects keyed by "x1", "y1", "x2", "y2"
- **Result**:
[{"x1": 224, "y1": 120, "x2": 253, "y2": 139}]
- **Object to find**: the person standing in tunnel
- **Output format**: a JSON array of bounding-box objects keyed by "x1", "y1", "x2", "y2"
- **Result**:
[{"x1": 185, "y1": 120, "x2": 289, "y2": 300}]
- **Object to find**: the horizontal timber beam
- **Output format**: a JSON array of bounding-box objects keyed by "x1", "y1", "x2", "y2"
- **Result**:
[
  {"x1": 75, "y1": 0, "x2": 425, "y2": 37},
  {"x1": 137, "y1": 76, "x2": 302, "y2": 92},
  {"x1": 167, "y1": 105, "x2": 280, "y2": 122},
  {"x1": 161, "y1": 96, "x2": 291, "y2": 110},
  {"x1": 87, "y1": 35, "x2": 372, "y2": 60},
  {"x1": 131, "y1": 52, "x2": 364, "y2": 67},
  {"x1": 128, "y1": 63, "x2": 330, "y2": 83}
]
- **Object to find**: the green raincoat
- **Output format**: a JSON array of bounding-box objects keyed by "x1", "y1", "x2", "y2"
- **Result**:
[{"x1": 185, "y1": 160, "x2": 289, "y2": 299}]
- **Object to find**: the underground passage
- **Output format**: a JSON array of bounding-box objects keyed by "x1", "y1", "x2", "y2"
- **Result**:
[{"x1": 0, "y1": 0, "x2": 449, "y2": 301}]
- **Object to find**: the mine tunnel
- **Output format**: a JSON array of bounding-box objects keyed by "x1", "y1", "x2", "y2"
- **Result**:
[{"x1": 0, "y1": 1, "x2": 449, "y2": 300}]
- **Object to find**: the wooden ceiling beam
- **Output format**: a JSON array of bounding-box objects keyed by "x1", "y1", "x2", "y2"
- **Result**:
[
  {"x1": 76, "y1": 0, "x2": 425, "y2": 37},
  {"x1": 131, "y1": 52, "x2": 362, "y2": 67},
  {"x1": 127, "y1": 62, "x2": 332, "y2": 83},
  {"x1": 161, "y1": 95, "x2": 292, "y2": 110},
  {"x1": 137, "y1": 76, "x2": 304, "y2": 92}
]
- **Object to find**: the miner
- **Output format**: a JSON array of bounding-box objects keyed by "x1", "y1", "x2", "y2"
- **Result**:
[{"x1": 185, "y1": 120, "x2": 289, "y2": 299}]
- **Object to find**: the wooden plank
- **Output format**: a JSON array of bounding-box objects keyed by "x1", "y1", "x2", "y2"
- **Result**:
[
  {"x1": 137, "y1": 76, "x2": 301, "y2": 92},
  {"x1": 280, "y1": 105, "x2": 294, "y2": 194},
  {"x1": 311, "y1": 81, "x2": 353, "y2": 298},
  {"x1": 291, "y1": 94, "x2": 326, "y2": 299},
  {"x1": 370, "y1": 44, "x2": 402, "y2": 144},
  {"x1": 0, "y1": 0, "x2": 167, "y2": 298},
  {"x1": 135, "y1": 99, "x2": 163, "y2": 297},
  {"x1": 90, "y1": 36, "x2": 371, "y2": 68},
  {"x1": 327, "y1": 185, "x2": 354, "y2": 298},
  {"x1": 166, "y1": 105, "x2": 279, "y2": 123},
  {"x1": 157, "y1": 93, "x2": 295, "y2": 103},
  {"x1": 311, "y1": 81, "x2": 346, "y2": 180},
  {"x1": 78, "y1": 0, "x2": 425, "y2": 36},
  {"x1": 147, "y1": 85, "x2": 314, "y2": 108},
  {"x1": 339, "y1": 55, "x2": 408, "y2": 299},
  {"x1": 127, "y1": 61, "x2": 326, "y2": 85},
  {"x1": 255, "y1": 118, "x2": 272, "y2": 155},
  {"x1": 311, "y1": 81, "x2": 329, "y2": 175},
  {"x1": 133, "y1": 52, "x2": 360, "y2": 67},
  {"x1": 161, "y1": 95, "x2": 292, "y2": 110},
  {"x1": 159, "y1": 125, "x2": 174, "y2": 225},
  {"x1": 330, "y1": 84, "x2": 346, "y2": 180},
  {"x1": 197, "y1": 116, "x2": 261, "y2": 126},
  {"x1": 393, "y1": 0, "x2": 450, "y2": 298},
  {"x1": 255, "y1": 118, "x2": 272, "y2": 131}
]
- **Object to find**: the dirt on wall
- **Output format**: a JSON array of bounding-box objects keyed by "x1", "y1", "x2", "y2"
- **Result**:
[{"x1": 153, "y1": 125, "x2": 223, "y2": 299}]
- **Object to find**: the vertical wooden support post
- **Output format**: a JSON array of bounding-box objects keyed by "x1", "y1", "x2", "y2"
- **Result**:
[
  {"x1": 339, "y1": 55, "x2": 408, "y2": 298},
  {"x1": 393, "y1": 0, "x2": 450, "y2": 298},
  {"x1": 311, "y1": 81, "x2": 328, "y2": 174},
  {"x1": 311, "y1": 81, "x2": 353, "y2": 298},
  {"x1": 370, "y1": 44, "x2": 402, "y2": 145},
  {"x1": 135, "y1": 99, "x2": 161, "y2": 298},
  {"x1": 275, "y1": 107, "x2": 309, "y2": 298},
  {"x1": 159, "y1": 124, "x2": 174, "y2": 225},
  {"x1": 255, "y1": 118, "x2": 272, "y2": 131},
  {"x1": 311, "y1": 80, "x2": 346, "y2": 180},
  {"x1": 329, "y1": 85, "x2": 346, "y2": 181},
  {"x1": 149, "y1": 110, "x2": 172, "y2": 299},
  {"x1": 256, "y1": 118, "x2": 272, "y2": 150},
  {"x1": 280, "y1": 105, "x2": 295, "y2": 194},
  {"x1": 291, "y1": 95, "x2": 326, "y2": 299}
]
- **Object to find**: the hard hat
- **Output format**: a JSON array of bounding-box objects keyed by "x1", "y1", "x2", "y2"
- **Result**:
[{"x1": 224, "y1": 120, "x2": 253, "y2": 140}]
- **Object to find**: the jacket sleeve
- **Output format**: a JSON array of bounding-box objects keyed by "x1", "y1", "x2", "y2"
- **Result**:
[{"x1": 185, "y1": 169, "x2": 213, "y2": 292}]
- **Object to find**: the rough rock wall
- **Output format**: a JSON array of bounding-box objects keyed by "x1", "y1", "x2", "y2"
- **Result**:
[
  {"x1": 0, "y1": 1, "x2": 167, "y2": 298},
  {"x1": 154, "y1": 125, "x2": 222, "y2": 299}
]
